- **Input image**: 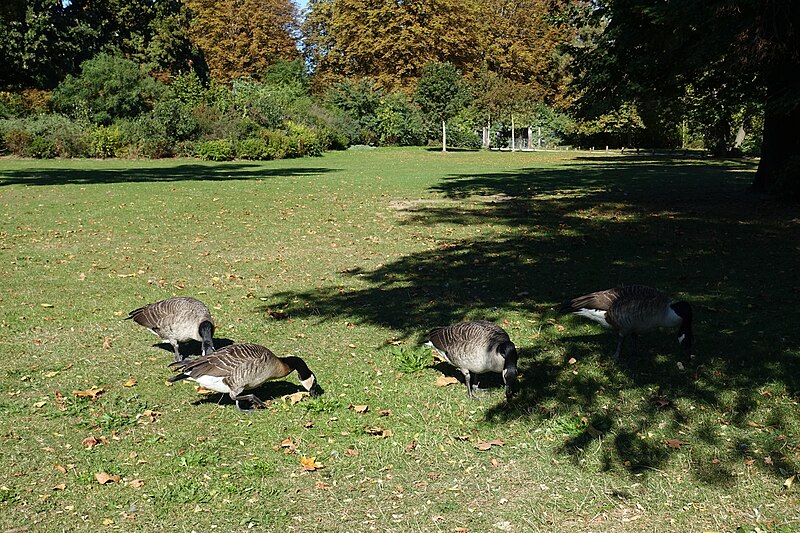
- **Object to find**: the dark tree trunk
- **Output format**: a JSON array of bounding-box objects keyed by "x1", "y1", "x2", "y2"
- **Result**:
[{"x1": 751, "y1": 65, "x2": 800, "y2": 197}]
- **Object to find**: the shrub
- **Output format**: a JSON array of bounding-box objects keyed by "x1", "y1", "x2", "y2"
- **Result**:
[
  {"x1": 195, "y1": 139, "x2": 232, "y2": 161},
  {"x1": 90, "y1": 126, "x2": 123, "y2": 158},
  {"x1": 151, "y1": 99, "x2": 199, "y2": 142},
  {"x1": 27, "y1": 136, "x2": 57, "y2": 158},
  {"x1": 390, "y1": 346, "x2": 431, "y2": 373},
  {"x1": 1, "y1": 126, "x2": 32, "y2": 156},
  {"x1": 286, "y1": 122, "x2": 321, "y2": 157},
  {"x1": 52, "y1": 52, "x2": 164, "y2": 125},
  {"x1": 261, "y1": 129, "x2": 291, "y2": 160},
  {"x1": 235, "y1": 138, "x2": 267, "y2": 160}
]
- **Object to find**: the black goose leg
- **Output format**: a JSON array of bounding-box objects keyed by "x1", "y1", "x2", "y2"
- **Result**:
[{"x1": 232, "y1": 393, "x2": 266, "y2": 412}]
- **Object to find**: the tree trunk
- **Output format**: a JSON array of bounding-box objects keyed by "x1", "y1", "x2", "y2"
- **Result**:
[
  {"x1": 511, "y1": 114, "x2": 516, "y2": 152},
  {"x1": 751, "y1": 70, "x2": 800, "y2": 197},
  {"x1": 442, "y1": 119, "x2": 447, "y2": 152}
]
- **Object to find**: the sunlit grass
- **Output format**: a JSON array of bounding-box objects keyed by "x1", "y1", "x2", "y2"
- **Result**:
[{"x1": 1, "y1": 148, "x2": 798, "y2": 531}]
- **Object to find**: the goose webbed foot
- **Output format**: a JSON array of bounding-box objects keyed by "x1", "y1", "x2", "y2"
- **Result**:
[{"x1": 233, "y1": 393, "x2": 266, "y2": 412}]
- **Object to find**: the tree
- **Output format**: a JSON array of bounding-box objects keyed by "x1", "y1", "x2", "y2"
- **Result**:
[
  {"x1": 573, "y1": 1, "x2": 800, "y2": 197},
  {"x1": 0, "y1": 0, "x2": 69, "y2": 89},
  {"x1": 302, "y1": 0, "x2": 482, "y2": 91},
  {"x1": 52, "y1": 53, "x2": 164, "y2": 125},
  {"x1": 184, "y1": 0, "x2": 300, "y2": 83},
  {"x1": 414, "y1": 62, "x2": 471, "y2": 152}
]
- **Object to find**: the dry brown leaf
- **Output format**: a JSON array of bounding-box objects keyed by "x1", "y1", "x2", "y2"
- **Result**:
[
  {"x1": 280, "y1": 437, "x2": 296, "y2": 450},
  {"x1": 490, "y1": 458, "x2": 500, "y2": 468},
  {"x1": 82, "y1": 436, "x2": 99, "y2": 449},
  {"x1": 346, "y1": 448, "x2": 359, "y2": 456},
  {"x1": 350, "y1": 404, "x2": 369, "y2": 414},
  {"x1": 72, "y1": 387, "x2": 105, "y2": 399},
  {"x1": 454, "y1": 435, "x2": 470, "y2": 441},
  {"x1": 102, "y1": 337, "x2": 112, "y2": 349},
  {"x1": 567, "y1": 357, "x2": 577, "y2": 365},
  {"x1": 764, "y1": 456, "x2": 774, "y2": 465},
  {"x1": 365, "y1": 426, "x2": 392, "y2": 438},
  {"x1": 379, "y1": 409, "x2": 392, "y2": 417},
  {"x1": 304, "y1": 421, "x2": 314, "y2": 428},
  {"x1": 300, "y1": 456, "x2": 323, "y2": 471},
  {"x1": 51, "y1": 484, "x2": 66, "y2": 491},
  {"x1": 745, "y1": 459, "x2": 756, "y2": 466},
  {"x1": 194, "y1": 386, "x2": 213, "y2": 394},
  {"x1": 405, "y1": 440, "x2": 419, "y2": 452},
  {"x1": 95, "y1": 472, "x2": 120, "y2": 485},
  {"x1": 128, "y1": 479, "x2": 144, "y2": 488},
  {"x1": 784, "y1": 475, "x2": 796, "y2": 489},
  {"x1": 475, "y1": 438, "x2": 505, "y2": 451},
  {"x1": 435, "y1": 375, "x2": 459, "y2": 387},
  {"x1": 123, "y1": 379, "x2": 137, "y2": 387},
  {"x1": 283, "y1": 391, "x2": 309, "y2": 405},
  {"x1": 54, "y1": 464, "x2": 67, "y2": 474},
  {"x1": 315, "y1": 480, "x2": 332, "y2": 490},
  {"x1": 746, "y1": 421, "x2": 764, "y2": 428},
  {"x1": 665, "y1": 438, "x2": 689, "y2": 449}
]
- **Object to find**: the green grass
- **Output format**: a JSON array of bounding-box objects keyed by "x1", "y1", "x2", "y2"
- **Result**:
[{"x1": 1, "y1": 147, "x2": 799, "y2": 531}]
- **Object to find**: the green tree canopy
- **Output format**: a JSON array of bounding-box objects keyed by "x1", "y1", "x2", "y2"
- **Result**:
[
  {"x1": 574, "y1": 0, "x2": 800, "y2": 196},
  {"x1": 414, "y1": 62, "x2": 471, "y2": 151}
]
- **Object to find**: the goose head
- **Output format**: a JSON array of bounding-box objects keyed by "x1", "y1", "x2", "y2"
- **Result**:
[
  {"x1": 498, "y1": 340, "x2": 518, "y2": 402},
  {"x1": 198, "y1": 320, "x2": 215, "y2": 356},
  {"x1": 671, "y1": 301, "x2": 693, "y2": 359}
]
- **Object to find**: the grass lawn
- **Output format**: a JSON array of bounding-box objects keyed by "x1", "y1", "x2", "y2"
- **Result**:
[{"x1": 1, "y1": 147, "x2": 799, "y2": 532}]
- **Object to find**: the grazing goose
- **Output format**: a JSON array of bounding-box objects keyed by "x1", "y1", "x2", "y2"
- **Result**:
[
  {"x1": 560, "y1": 285, "x2": 693, "y2": 361},
  {"x1": 425, "y1": 320, "x2": 518, "y2": 402},
  {"x1": 167, "y1": 343, "x2": 318, "y2": 411},
  {"x1": 127, "y1": 297, "x2": 215, "y2": 361}
]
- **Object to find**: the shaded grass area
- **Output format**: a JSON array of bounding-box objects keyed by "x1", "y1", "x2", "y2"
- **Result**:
[{"x1": 1, "y1": 149, "x2": 799, "y2": 531}]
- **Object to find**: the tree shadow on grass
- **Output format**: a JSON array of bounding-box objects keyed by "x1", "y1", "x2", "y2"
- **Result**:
[
  {"x1": 261, "y1": 155, "x2": 800, "y2": 482},
  {"x1": 0, "y1": 162, "x2": 337, "y2": 186}
]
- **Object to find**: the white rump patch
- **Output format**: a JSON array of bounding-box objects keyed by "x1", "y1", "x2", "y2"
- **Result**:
[
  {"x1": 192, "y1": 375, "x2": 230, "y2": 394},
  {"x1": 574, "y1": 308, "x2": 611, "y2": 328}
]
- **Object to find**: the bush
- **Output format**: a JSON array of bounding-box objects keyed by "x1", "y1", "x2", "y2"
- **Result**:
[
  {"x1": 195, "y1": 139, "x2": 232, "y2": 161},
  {"x1": 261, "y1": 129, "x2": 291, "y2": 160},
  {"x1": 0, "y1": 115, "x2": 89, "y2": 158},
  {"x1": 52, "y1": 52, "x2": 164, "y2": 125},
  {"x1": 235, "y1": 138, "x2": 267, "y2": 160},
  {"x1": 27, "y1": 136, "x2": 57, "y2": 158},
  {"x1": 1, "y1": 126, "x2": 32, "y2": 155},
  {"x1": 151, "y1": 99, "x2": 199, "y2": 142},
  {"x1": 90, "y1": 126, "x2": 123, "y2": 158},
  {"x1": 286, "y1": 122, "x2": 322, "y2": 157}
]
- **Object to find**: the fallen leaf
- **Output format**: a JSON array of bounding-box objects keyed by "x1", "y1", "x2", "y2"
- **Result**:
[
  {"x1": 300, "y1": 456, "x2": 323, "y2": 471},
  {"x1": 365, "y1": 426, "x2": 392, "y2": 438},
  {"x1": 764, "y1": 456, "x2": 774, "y2": 465},
  {"x1": 82, "y1": 436, "x2": 99, "y2": 449},
  {"x1": 194, "y1": 386, "x2": 213, "y2": 394},
  {"x1": 567, "y1": 357, "x2": 577, "y2": 365},
  {"x1": 454, "y1": 435, "x2": 470, "y2": 441},
  {"x1": 128, "y1": 479, "x2": 144, "y2": 488},
  {"x1": 435, "y1": 376, "x2": 459, "y2": 387},
  {"x1": 123, "y1": 379, "x2": 137, "y2": 387},
  {"x1": 283, "y1": 391, "x2": 309, "y2": 405},
  {"x1": 712, "y1": 458, "x2": 720, "y2": 464},
  {"x1": 346, "y1": 448, "x2": 359, "y2": 456},
  {"x1": 665, "y1": 439, "x2": 688, "y2": 449},
  {"x1": 746, "y1": 421, "x2": 764, "y2": 428},
  {"x1": 475, "y1": 438, "x2": 505, "y2": 451},
  {"x1": 405, "y1": 440, "x2": 419, "y2": 452},
  {"x1": 745, "y1": 459, "x2": 756, "y2": 466},
  {"x1": 350, "y1": 404, "x2": 369, "y2": 414},
  {"x1": 280, "y1": 437, "x2": 296, "y2": 450},
  {"x1": 72, "y1": 387, "x2": 105, "y2": 399},
  {"x1": 379, "y1": 409, "x2": 392, "y2": 417},
  {"x1": 41, "y1": 303, "x2": 54, "y2": 308},
  {"x1": 102, "y1": 519, "x2": 114, "y2": 525},
  {"x1": 95, "y1": 472, "x2": 120, "y2": 485},
  {"x1": 315, "y1": 480, "x2": 332, "y2": 490},
  {"x1": 102, "y1": 337, "x2": 112, "y2": 349},
  {"x1": 490, "y1": 458, "x2": 499, "y2": 468},
  {"x1": 51, "y1": 484, "x2": 66, "y2": 491},
  {"x1": 266, "y1": 308, "x2": 288, "y2": 319},
  {"x1": 654, "y1": 397, "x2": 671, "y2": 408},
  {"x1": 784, "y1": 475, "x2": 795, "y2": 489},
  {"x1": 304, "y1": 421, "x2": 314, "y2": 428},
  {"x1": 33, "y1": 400, "x2": 47, "y2": 408},
  {"x1": 55, "y1": 464, "x2": 67, "y2": 474}
]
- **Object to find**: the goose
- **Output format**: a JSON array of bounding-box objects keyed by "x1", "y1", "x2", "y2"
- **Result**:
[
  {"x1": 167, "y1": 343, "x2": 318, "y2": 411},
  {"x1": 425, "y1": 320, "x2": 518, "y2": 402},
  {"x1": 127, "y1": 297, "x2": 215, "y2": 361},
  {"x1": 560, "y1": 285, "x2": 693, "y2": 361}
]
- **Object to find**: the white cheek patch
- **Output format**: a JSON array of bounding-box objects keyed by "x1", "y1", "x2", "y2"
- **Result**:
[
  {"x1": 301, "y1": 375, "x2": 316, "y2": 391},
  {"x1": 678, "y1": 334, "x2": 686, "y2": 344}
]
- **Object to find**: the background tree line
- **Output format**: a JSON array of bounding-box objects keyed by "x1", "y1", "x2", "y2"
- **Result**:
[{"x1": 0, "y1": 0, "x2": 796, "y2": 194}]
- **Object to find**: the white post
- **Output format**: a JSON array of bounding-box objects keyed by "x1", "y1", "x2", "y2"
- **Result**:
[
  {"x1": 442, "y1": 119, "x2": 447, "y2": 152},
  {"x1": 511, "y1": 114, "x2": 516, "y2": 152}
]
